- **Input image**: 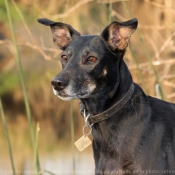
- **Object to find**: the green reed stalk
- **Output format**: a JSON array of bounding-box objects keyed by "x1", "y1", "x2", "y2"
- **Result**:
[
  {"x1": 4, "y1": 0, "x2": 41, "y2": 173},
  {"x1": 136, "y1": 30, "x2": 165, "y2": 100},
  {"x1": 129, "y1": 45, "x2": 147, "y2": 93},
  {"x1": 70, "y1": 101, "x2": 76, "y2": 175},
  {"x1": 121, "y1": 0, "x2": 165, "y2": 100},
  {"x1": 0, "y1": 98, "x2": 16, "y2": 175},
  {"x1": 43, "y1": 170, "x2": 56, "y2": 175},
  {"x1": 34, "y1": 123, "x2": 41, "y2": 175},
  {"x1": 155, "y1": 84, "x2": 163, "y2": 100},
  {"x1": 109, "y1": 0, "x2": 113, "y2": 23}
]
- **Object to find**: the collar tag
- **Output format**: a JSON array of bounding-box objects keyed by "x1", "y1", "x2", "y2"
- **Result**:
[
  {"x1": 74, "y1": 110, "x2": 93, "y2": 151},
  {"x1": 74, "y1": 135, "x2": 92, "y2": 152}
]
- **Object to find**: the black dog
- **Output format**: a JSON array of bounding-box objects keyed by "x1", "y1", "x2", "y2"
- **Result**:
[{"x1": 38, "y1": 18, "x2": 175, "y2": 174}]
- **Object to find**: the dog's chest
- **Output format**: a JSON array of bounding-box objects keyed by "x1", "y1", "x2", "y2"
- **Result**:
[
  {"x1": 91, "y1": 121, "x2": 142, "y2": 174},
  {"x1": 94, "y1": 147, "x2": 136, "y2": 175}
]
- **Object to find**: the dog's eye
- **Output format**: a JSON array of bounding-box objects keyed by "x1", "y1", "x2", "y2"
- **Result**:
[
  {"x1": 87, "y1": 56, "x2": 97, "y2": 63},
  {"x1": 61, "y1": 55, "x2": 68, "y2": 61}
]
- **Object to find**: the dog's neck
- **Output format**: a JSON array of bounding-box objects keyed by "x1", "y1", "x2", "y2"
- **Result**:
[{"x1": 80, "y1": 61, "x2": 133, "y2": 116}]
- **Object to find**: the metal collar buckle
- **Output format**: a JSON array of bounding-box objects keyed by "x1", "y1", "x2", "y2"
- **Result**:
[{"x1": 83, "y1": 109, "x2": 93, "y2": 136}]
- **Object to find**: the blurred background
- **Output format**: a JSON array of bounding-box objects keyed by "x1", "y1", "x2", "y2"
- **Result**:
[{"x1": 0, "y1": 0, "x2": 175, "y2": 174}]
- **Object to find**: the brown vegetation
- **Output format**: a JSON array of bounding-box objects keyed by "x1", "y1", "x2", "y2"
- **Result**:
[{"x1": 1, "y1": 0, "x2": 175, "y2": 152}]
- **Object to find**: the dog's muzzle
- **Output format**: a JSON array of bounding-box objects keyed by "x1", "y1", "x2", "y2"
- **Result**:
[{"x1": 51, "y1": 75, "x2": 96, "y2": 101}]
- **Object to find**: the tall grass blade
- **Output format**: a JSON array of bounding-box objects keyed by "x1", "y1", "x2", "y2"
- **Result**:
[
  {"x1": 43, "y1": 170, "x2": 57, "y2": 175},
  {"x1": 0, "y1": 98, "x2": 16, "y2": 175},
  {"x1": 35, "y1": 123, "x2": 41, "y2": 175},
  {"x1": 70, "y1": 101, "x2": 76, "y2": 175},
  {"x1": 129, "y1": 45, "x2": 147, "y2": 93},
  {"x1": 155, "y1": 84, "x2": 163, "y2": 100},
  {"x1": 136, "y1": 30, "x2": 165, "y2": 100},
  {"x1": 4, "y1": 0, "x2": 41, "y2": 172},
  {"x1": 4, "y1": 0, "x2": 34, "y2": 146},
  {"x1": 121, "y1": 0, "x2": 130, "y2": 18},
  {"x1": 108, "y1": 0, "x2": 113, "y2": 23}
]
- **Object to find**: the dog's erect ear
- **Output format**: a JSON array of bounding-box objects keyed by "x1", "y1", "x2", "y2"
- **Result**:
[
  {"x1": 101, "y1": 18, "x2": 138, "y2": 51},
  {"x1": 37, "y1": 18, "x2": 80, "y2": 50}
]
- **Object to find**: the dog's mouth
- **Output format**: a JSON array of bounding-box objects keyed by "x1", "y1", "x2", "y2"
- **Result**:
[{"x1": 52, "y1": 87, "x2": 89, "y2": 101}]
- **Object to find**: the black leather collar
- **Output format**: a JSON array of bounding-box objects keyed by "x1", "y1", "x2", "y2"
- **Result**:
[{"x1": 85, "y1": 83, "x2": 135, "y2": 124}]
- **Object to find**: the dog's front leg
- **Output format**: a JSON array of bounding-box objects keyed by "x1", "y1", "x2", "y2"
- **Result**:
[{"x1": 92, "y1": 141, "x2": 102, "y2": 175}]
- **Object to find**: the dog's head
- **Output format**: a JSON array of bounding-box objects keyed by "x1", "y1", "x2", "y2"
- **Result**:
[{"x1": 38, "y1": 18, "x2": 138, "y2": 101}]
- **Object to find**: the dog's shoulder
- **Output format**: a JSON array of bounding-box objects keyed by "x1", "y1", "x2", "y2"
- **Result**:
[{"x1": 146, "y1": 95, "x2": 175, "y2": 129}]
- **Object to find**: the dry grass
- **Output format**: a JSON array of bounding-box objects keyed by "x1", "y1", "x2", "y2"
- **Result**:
[
  {"x1": 1, "y1": 0, "x2": 175, "y2": 144},
  {"x1": 1, "y1": 0, "x2": 175, "y2": 99},
  {"x1": 1, "y1": 0, "x2": 175, "y2": 173}
]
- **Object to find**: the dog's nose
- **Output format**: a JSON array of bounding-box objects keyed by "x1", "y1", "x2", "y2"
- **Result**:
[{"x1": 51, "y1": 78, "x2": 68, "y2": 90}]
